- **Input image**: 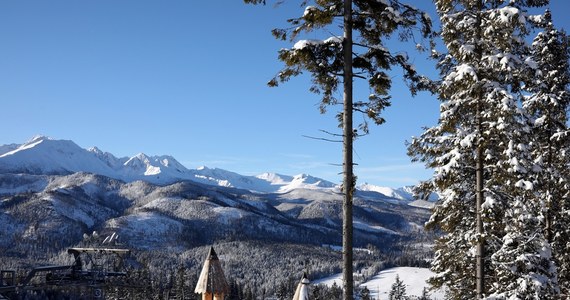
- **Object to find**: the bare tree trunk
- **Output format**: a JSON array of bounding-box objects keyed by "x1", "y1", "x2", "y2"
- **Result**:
[
  {"x1": 545, "y1": 121, "x2": 554, "y2": 244},
  {"x1": 475, "y1": 145, "x2": 484, "y2": 299},
  {"x1": 474, "y1": 1, "x2": 485, "y2": 297},
  {"x1": 342, "y1": 0, "x2": 354, "y2": 299}
]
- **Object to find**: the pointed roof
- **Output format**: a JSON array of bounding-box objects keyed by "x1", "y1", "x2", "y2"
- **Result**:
[
  {"x1": 194, "y1": 247, "x2": 230, "y2": 295},
  {"x1": 292, "y1": 272, "x2": 310, "y2": 300}
]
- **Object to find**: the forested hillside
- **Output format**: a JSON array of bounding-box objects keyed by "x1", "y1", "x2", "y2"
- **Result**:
[{"x1": 0, "y1": 172, "x2": 433, "y2": 299}]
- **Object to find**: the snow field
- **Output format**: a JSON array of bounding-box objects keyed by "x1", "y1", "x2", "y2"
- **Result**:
[{"x1": 314, "y1": 267, "x2": 445, "y2": 300}]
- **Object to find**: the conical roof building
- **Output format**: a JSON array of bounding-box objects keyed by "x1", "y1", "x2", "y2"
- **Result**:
[
  {"x1": 195, "y1": 247, "x2": 230, "y2": 300},
  {"x1": 292, "y1": 272, "x2": 310, "y2": 300}
]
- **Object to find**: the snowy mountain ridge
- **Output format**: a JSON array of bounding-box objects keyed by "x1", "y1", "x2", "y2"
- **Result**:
[
  {"x1": 0, "y1": 137, "x2": 437, "y2": 297},
  {"x1": 0, "y1": 136, "x2": 421, "y2": 198}
]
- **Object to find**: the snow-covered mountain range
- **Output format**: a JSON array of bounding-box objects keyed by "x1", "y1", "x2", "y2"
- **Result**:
[
  {"x1": 0, "y1": 135, "x2": 423, "y2": 199},
  {"x1": 0, "y1": 136, "x2": 437, "y2": 297}
]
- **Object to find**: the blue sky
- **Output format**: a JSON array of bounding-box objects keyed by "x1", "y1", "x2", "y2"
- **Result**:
[{"x1": 1, "y1": 1, "x2": 568, "y2": 188}]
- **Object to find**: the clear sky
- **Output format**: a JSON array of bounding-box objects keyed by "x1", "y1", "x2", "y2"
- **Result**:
[{"x1": 1, "y1": 1, "x2": 568, "y2": 188}]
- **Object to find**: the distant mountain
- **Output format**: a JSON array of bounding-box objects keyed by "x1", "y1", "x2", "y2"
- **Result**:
[
  {"x1": 0, "y1": 171, "x2": 429, "y2": 252},
  {"x1": 0, "y1": 136, "x2": 118, "y2": 177},
  {"x1": 0, "y1": 136, "x2": 437, "y2": 298},
  {"x1": 358, "y1": 183, "x2": 415, "y2": 201},
  {"x1": 186, "y1": 166, "x2": 336, "y2": 193},
  {"x1": 0, "y1": 136, "x2": 426, "y2": 200}
]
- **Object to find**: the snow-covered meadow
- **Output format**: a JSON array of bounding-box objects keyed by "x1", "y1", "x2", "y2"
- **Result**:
[{"x1": 314, "y1": 267, "x2": 445, "y2": 300}]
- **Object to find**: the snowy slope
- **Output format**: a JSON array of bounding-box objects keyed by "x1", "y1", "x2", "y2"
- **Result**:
[
  {"x1": 0, "y1": 143, "x2": 19, "y2": 156},
  {"x1": 408, "y1": 199, "x2": 436, "y2": 209},
  {"x1": 88, "y1": 146, "x2": 129, "y2": 169},
  {"x1": 121, "y1": 153, "x2": 193, "y2": 183},
  {"x1": 0, "y1": 136, "x2": 118, "y2": 177},
  {"x1": 359, "y1": 183, "x2": 439, "y2": 202},
  {"x1": 314, "y1": 267, "x2": 445, "y2": 299},
  {"x1": 190, "y1": 168, "x2": 337, "y2": 193},
  {"x1": 0, "y1": 136, "x2": 199, "y2": 184},
  {"x1": 358, "y1": 184, "x2": 416, "y2": 201}
]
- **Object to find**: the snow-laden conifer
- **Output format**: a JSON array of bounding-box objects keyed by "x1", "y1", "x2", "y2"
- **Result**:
[
  {"x1": 408, "y1": 0, "x2": 557, "y2": 298},
  {"x1": 523, "y1": 11, "x2": 570, "y2": 295},
  {"x1": 388, "y1": 274, "x2": 408, "y2": 300},
  {"x1": 489, "y1": 191, "x2": 560, "y2": 299}
]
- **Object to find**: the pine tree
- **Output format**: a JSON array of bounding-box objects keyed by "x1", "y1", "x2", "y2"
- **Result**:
[
  {"x1": 175, "y1": 266, "x2": 189, "y2": 300},
  {"x1": 359, "y1": 286, "x2": 371, "y2": 300},
  {"x1": 388, "y1": 275, "x2": 407, "y2": 300},
  {"x1": 244, "y1": 285, "x2": 254, "y2": 300},
  {"x1": 328, "y1": 281, "x2": 343, "y2": 300},
  {"x1": 276, "y1": 281, "x2": 288, "y2": 300},
  {"x1": 490, "y1": 190, "x2": 560, "y2": 298},
  {"x1": 407, "y1": 0, "x2": 555, "y2": 298},
  {"x1": 311, "y1": 284, "x2": 322, "y2": 300},
  {"x1": 244, "y1": 1, "x2": 432, "y2": 299},
  {"x1": 524, "y1": 11, "x2": 570, "y2": 295},
  {"x1": 228, "y1": 279, "x2": 241, "y2": 300}
]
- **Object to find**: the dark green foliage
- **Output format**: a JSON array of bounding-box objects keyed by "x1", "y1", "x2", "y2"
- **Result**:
[
  {"x1": 247, "y1": 0, "x2": 433, "y2": 132},
  {"x1": 328, "y1": 281, "x2": 343, "y2": 300},
  {"x1": 388, "y1": 274, "x2": 407, "y2": 300},
  {"x1": 359, "y1": 285, "x2": 371, "y2": 300}
]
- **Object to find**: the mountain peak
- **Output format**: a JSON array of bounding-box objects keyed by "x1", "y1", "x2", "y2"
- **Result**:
[
  {"x1": 133, "y1": 152, "x2": 150, "y2": 160},
  {"x1": 0, "y1": 136, "x2": 419, "y2": 199},
  {"x1": 358, "y1": 183, "x2": 412, "y2": 200},
  {"x1": 255, "y1": 172, "x2": 291, "y2": 184},
  {"x1": 88, "y1": 146, "x2": 103, "y2": 154},
  {"x1": 123, "y1": 153, "x2": 157, "y2": 175},
  {"x1": 28, "y1": 135, "x2": 52, "y2": 143},
  {"x1": 0, "y1": 136, "x2": 117, "y2": 177},
  {"x1": 293, "y1": 173, "x2": 309, "y2": 180}
]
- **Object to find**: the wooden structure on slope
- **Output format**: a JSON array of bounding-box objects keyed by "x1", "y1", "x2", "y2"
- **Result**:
[
  {"x1": 292, "y1": 272, "x2": 310, "y2": 300},
  {"x1": 194, "y1": 247, "x2": 230, "y2": 300},
  {"x1": 0, "y1": 247, "x2": 133, "y2": 299}
]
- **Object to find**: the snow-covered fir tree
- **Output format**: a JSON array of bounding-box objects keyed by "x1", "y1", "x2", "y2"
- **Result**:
[
  {"x1": 388, "y1": 274, "x2": 408, "y2": 300},
  {"x1": 359, "y1": 286, "x2": 371, "y2": 300},
  {"x1": 489, "y1": 187, "x2": 560, "y2": 298},
  {"x1": 524, "y1": 11, "x2": 570, "y2": 295},
  {"x1": 407, "y1": 0, "x2": 560, "y2": 298}
]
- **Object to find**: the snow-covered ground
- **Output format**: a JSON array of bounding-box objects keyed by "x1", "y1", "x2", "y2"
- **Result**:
[{"x1": 314, "y1": 267, "x2": 445, "y2": 300}]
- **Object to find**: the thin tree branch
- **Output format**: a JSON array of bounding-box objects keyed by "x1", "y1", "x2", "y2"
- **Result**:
[{"x1": 302, "y1": 135, "x2": 342, "y2": 143}]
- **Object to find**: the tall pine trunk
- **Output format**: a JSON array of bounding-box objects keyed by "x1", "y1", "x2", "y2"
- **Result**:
[
  {"x1": 342, "y1": 0, "x2": 354, "y2": 299},
  {"x1": 476, "y1": 145, "x2": 484, "y2": 298},
  {"x1": 474, "y1": 1, "x2": 484, "y2": 297}
]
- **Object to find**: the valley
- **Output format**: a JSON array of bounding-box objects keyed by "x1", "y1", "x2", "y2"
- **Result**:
[{"x1": 0, "y1": 136, "x2": 436, "y2": 298}]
